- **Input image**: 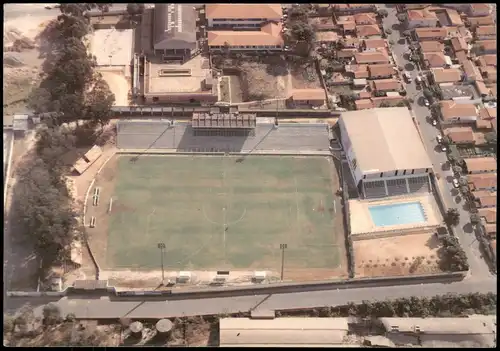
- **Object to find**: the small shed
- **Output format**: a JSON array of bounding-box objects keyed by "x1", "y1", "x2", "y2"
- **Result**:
[{"x1": 353, "y1": 78, "x2": 367, "y2": 87}]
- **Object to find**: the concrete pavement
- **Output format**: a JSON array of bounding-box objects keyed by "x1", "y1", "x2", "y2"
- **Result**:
[
  {"x1": 5, "y1": 278, "x2": 496, "y2": 319},
  {"x1": 379, "y1": 5, "x2": 494, "y2": 280}
]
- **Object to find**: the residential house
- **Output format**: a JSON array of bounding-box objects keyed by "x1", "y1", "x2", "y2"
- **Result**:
[
  {"x1": 455, "y1": 50, "x2": 469, "y2": 64},
  {"x1": 347, "y1": 64, "x2": 369, "y2": 79},
  {"x1": 440, "y1": 4, "x2": 470, "y2": 12},
  {"x1": 476, "y1": 55, "x2": 497, "y2": 68},
  {"x1": 444, "y1": 8, "x2": 464, "y2": 27},
  {"x1": 354, "y1": 13, "x2": 378, "y2": 25},
  {"x1": 450, "y1": 36, "x2": 468, "y2": 53},
  {"x1": 423, "y1": 52, "x2": 449, "y2": 68},
  {"x1": 337, "y1": 49, "x2": 358, "y2": 60},
  {"x1": 475, "y1": 25, "x2": 496, "y2": 40},
  {"x1": 445, "y1": 26, "x2": 461, "y2": 37},
  {"x1": 474, "y1": 40, "x2": 497, "y2": 55},
  {"x1": 334, "y1": 4, "x2": 377, "y2": 15},
  {"x1": 362, "y1": 38, "x2": 386, "y2": 51},
  {"x1": 479, "y1": 107, "x2": 497, "y2": 121},
  {"x1": 414, "y1": 27, "x2": 448, "y2": 41},
  {"x1": 315, "y1": 4, "x2": 333, "y2": 17},
  {"x1": 439, "y1": 100, "x2": 478, "y2": 124},
  {"x1": 464, "y1": 157, "x2": 497, "y2": 174},
  {"x1": 475, "y1": 80, "x2": 497, "y2": 100},
  {"x1": 368, "y1": 64, "x2": 394, "y2": 79},
  {"x1": 431, "y1": 67, "x2": 463, "y2": 84},
  {"x1": 289, "y1": 89, "x2": 325, "y2": 107},
  {"x1": 371, "y1": 95, "x2": 405, "y2": 107},
  {"x1": 356, "y1": 24, "x2": 381, "y2": 38},
  {"x1": 458, "y1": 26, "x2": 473, "y2": 42},
  {"x1": 205, "y1": 4, "x2": 282, "y2": 29},
  {"x1": 480, "y1": 66, "x2": 497, "y2": 84},
  {"x1": 399, "y1": 4, "x2": 432, "y2": 11},
  {"x1": 469, "y1": 173, "x2": 497, "y2": 191},
  {"x1": 444, "y1": 126, "x2": 475, "y2": 144},
  {"x1": 406, "y1": 9, "x2": 439, "y2": 29},
  {"x1": 309, "y1": 17, "x2": 336, "y2": 31},
  {"x1": 478, "y1": 207, "x2": 497, "y2": 223},
  {"x1": 473, "y1": 191, "x2": 497, "y2": 209},
  {"x1": 462, "y1": 59, "x2": 483, "y2": 82},
  {"x1": 467, "y1": 16, "x2": 495, "y2": 27},
  {"x1": 355, "y1": 99, "x2": 374, "y2": 110},
  {"x1": 419, "y1": 40, "x2": 445, "y2": 53},
  {"x1": 315, "y1": 32, "x2": 339, "y2": 45},
  {"x1": 467, "y1": 4, "x2": 492, "y2": 17},
  {"x1": 370, "y1": 79, "x2": 401, "y2": 92},
  {"x1": 207, "y1": 23, "x2": 284, "y2": 51},
  {"x1": 355, "y1": 50, "x2": 390, "y2": 64},
  {"x1": 358, "y1": 91, "x2": 371, "y2": 99},
  {"x1": 477, "y1": 107, "x2": 496, "y2": 130}
]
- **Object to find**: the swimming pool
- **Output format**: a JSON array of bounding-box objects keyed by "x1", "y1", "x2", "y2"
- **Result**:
[{"x1": 369, "y1": 202, "x2": 426, "y2": 227}]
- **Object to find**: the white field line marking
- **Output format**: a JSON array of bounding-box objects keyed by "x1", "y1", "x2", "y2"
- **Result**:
[
  {"x1": 293, "y1": 176, "x2": 300, "y2": 239},
  {"x1": 333, "y1": 199, "x2": 336, "y2": 214}
]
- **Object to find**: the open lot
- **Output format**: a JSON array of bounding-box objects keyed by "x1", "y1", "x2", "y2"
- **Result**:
[
  {"x1": 353, "y1": 232, "x2": 441, "y2": 278},
  {"x1": 290, "y1": 62, "x2": 322, "y2": 89},
  {"x1": 240, "y1": 59, "x2": 289, "y2": 101},
  {"x1": 87, "y1": 154, "x2": 347, "y2": 281}
]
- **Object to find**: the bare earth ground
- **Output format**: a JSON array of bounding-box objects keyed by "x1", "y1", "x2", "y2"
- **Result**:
[
  {"x1": 239, "y1": 58, "x2": 289, "y2": 101},
  {"x1": 353, "y1": 232, "x2": 441, "y2": 278},
  {"x1": 98, "y1": 70, "x2": 131, "y2": 107},
  {"x1": 290, "y1": 62, "x2": 322, "y2": 89},
  {"x1": 85, "y1": 155, "x2": 348, "y2": 288}
]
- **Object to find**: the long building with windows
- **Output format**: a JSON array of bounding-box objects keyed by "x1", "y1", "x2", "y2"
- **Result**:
[
  {"x1": 339, "y1": 107, "x2": 433, "y2": 199},
  {"x1": 205, "y1": 4, "x2": 283, "y2": 29}
]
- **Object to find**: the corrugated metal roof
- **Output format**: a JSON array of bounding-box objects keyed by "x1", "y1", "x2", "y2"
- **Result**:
[
  {"x1": 154, "y1": 4, "x2": 197, "y2": 50},
  {"x1": 380, "y1": 317, "x2": 495, "y2": 335},
  {"x1": 220, "y1": 318, "x2": 349, "y2": 346}
]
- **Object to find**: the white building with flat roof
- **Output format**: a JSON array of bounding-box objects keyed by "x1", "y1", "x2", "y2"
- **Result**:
[{"x1": 339, "y1": 107, "x2": 433, "y2": 198}]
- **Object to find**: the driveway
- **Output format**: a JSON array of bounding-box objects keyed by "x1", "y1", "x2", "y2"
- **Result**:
[{"x1": 379, "y1": 5, "x2": 494, "y2": 280}]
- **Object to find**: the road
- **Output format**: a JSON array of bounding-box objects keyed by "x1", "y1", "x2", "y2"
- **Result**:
[
  {"x1": 5, "y1": 278, "x2": 497, "y2": 319},
  {"x1": 379, "y1": 5, "x2": 494, "y2": 281}
]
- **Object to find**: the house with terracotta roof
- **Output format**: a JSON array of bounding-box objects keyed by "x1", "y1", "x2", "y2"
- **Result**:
[
  {"x1": 475, "y1": 25, "x2": 496, "y2": 40},
  {"x1": 457, "y1": 26, "x2": 473, "y2": 42},
  {"x1": 467, "y1": 4, "x2": 492, "y2": 17},
  {"x1": 479, "y1": 66, "x2": 497, "y2": 84},
  {"x1": 443, "y1": 8, "x2": 464, "y2": 27},
  {"x1": 475, "y1": 81, "x2": 496, "y2": 100},
  {"x1": 464, "y1": 157, "x2": 497, "y2": 174},
  {"x1": 431, "y1": 68, "x2": 462, "y2": 84},
  {"x1": 450, "y1": 36, "x2": 468, "y2": 53},
  {"x1": 469, "y1": 173, "x2": 497, "y2": 191},
  {"x1": 354, "y1": 13, "x2": 378, "y2": 25},
  {"x1": 439, "y1": 101, "x2": 478, "y2": 124},
  {"x1": 334, "y1": 4, "x2": 377, "y2": 15},
  {"x1": 419, "y1": 41, "x2": 445, "y2": 53},
  {"x1": 467, "y1": 16, "x2": 495, "y2": 27},
  {"x1": 207, "y1": 22, "x2": 283, "y2": 51},
  {"x1": 476, "y1": 55, "x2": 497, "y2": 68},
  {"x1": 462, "y1": 60, "x2": 483, "y2": 83},
  {"x1": 370, "y1": 79, "x2": 401, "y2": 92},
  {"x1": 362, "y1": 38, "x2": 386, "y2": 51},
  {"x1": 289, "y1": 89, "x2": 326, "y2": 107},
  {"x1": 422, "y1": 52, "x2": 449, "y2": 68},
  {"x1": 414, "y1": 27, "x2": 448, "y2": 41},
  {"x1": 473, "y1": 191, "x2": 497, "y2": 209},
  {"x1": 444, "y1": 126, "x2": 475, "y2": 144},
  {"x1": 478, "y1": 207, "x2": 497, "y2": 224},
  {"x1": 371, "y1": 95, "x2": 405, "y2": 107},
  {"x1": 407, "y1": 9, "x2": 439, "y2": 29},
  {"x1": 356, "y1": 24, "x2": 382, "y2": 38},
  {"x1": 367, "y1": 64, "x2": 394, "y2": 79},
  {"x1": 346, "y1": 64, "x2": 369, "y2": 79},
  {"x1": 206, "y1": 4, "x2": 282, "y2": 29},
  {"x1": 355, "y1": 99, "x2": 374, "y2": 110},
  {"x1": 474, "y1": 40, "x2": 497, "y2": 55},
  {"x1": 355, "y1": 50, "x2": 390, "y2": 64}
]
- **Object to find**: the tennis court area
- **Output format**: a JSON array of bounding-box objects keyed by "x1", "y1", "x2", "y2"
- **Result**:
[{"x1": 88, "y1": 154, "x2": 347, "y2": 280}]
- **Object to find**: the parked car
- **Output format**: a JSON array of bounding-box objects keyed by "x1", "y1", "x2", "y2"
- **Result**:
[
  {"x1": 436, "y1": 135, "x2": 443, "y2": 144},
  {"x1": 423, "y1": 99, "x2": 430, "y2": 107},
  {"x1": 452, "y1": 178, "x2": 459, "y2": 188},
  {"x1": 431, "y1": 119, "x2": 438, "y2": 126},
  {"x1": 441, "y1": 145, "x2": 447, "y2": 152},
  {"x1": 404, "y1": 71, "x2": 412, "y2": 82}
]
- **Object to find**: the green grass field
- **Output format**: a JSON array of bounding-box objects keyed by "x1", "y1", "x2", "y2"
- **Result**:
[{"x1": 107, "y1": 155, "x2": 342, "y2": 272}]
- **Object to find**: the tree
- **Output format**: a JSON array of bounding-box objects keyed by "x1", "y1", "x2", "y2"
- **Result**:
[
  {"x1": 444, "y1": 208, "x2": 460, "y2": 227},
  {"x1": 458, "y1": 177, "x2": 468, "y2": 187},
  {"x1": 452, "y1": 165, "x2": 462, "y2": 175},
  {"x1": 43, "y1": 303, "x2": 62, "y2": 325},
  {"x1": 385, "y1": 28, "x2": 393, "y2": 35},
  {"x1": 448, "y1": 154, "x2": 457, "y2": 165},
  {"x1": 397, "y1": 14, "x2": 407, "y2": 22},
  {"x1": 84, "y1": 77, "x2": 116, "y2": 126},
  {"x1": 396, "y1": 101, "x2": 405, "y2": 107},
  {"x1": 438, "y1": 235, "x2": 469, "y2": 272},
  {"x1": 290, "y1": 22, "x2": 315, "y2": 43},
  {"x1": 379, "y1": 101, "x2": 391, "y2": 107},
  {"x1": 126, "y1": 3, "x2": 145, "y2": 16},
  {"x1": 484, "y1": 132, "x2": 497, "y2": 145},
  {"x1": 441, "y1": 135, "x2": 451, "y2": 146},
  {"x1": 423, "y1": 88, "x2": 433, "y2": 100},
  {"x1": 470, "y1": 213, "x2": 481, "y2": 225},
  {"x1": 377, "y1": 9, "x2": 388, "y2": 18},
  {"x1": 288, "y1": 5, "x2": 309, "y2": 21}
]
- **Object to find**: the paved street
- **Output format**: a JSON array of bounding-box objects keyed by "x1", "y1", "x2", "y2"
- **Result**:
[
  {"x1": 379, "y1": 5, "x2": 494, "y2": 281},
  {"x1": 5, "y1": 278, "x2": 497, "y2": 319}
]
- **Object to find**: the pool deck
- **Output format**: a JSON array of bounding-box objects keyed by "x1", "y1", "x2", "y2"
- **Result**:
[{"x1": 349, "y1": 193, "x2": 442, "y2": 239}]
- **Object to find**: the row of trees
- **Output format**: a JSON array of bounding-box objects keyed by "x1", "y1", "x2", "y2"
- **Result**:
[
  {"x1": 438, "y1": 234, "x2": 469, "y2": 272},
  {"x1": 13, "y1": 4, "x2": 115, "y2": 273},
  {"x1": 282, "y1": 5, "x2": 315, "y2": 55}
]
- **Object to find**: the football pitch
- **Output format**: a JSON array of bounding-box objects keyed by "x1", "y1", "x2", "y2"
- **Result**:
[{"x1": 96, "y1": 154, "x2": 346, "y2": 278}]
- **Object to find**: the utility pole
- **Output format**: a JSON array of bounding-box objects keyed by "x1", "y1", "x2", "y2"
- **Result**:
[
  {"x1": 280, "y1": 243, "x2": 287, "y2": 281},
  {"x1": 157, "y1": 243, "x2": 166, "y2": 282}
]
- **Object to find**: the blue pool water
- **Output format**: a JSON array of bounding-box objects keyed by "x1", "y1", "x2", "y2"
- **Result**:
[{"x1": 369, "y1": 202, "x2": 426, "y2": 227}]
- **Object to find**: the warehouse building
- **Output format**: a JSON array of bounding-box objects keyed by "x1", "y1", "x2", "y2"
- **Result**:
[{"x1": 339, "y1": 107, "x2": 433, "y2": 199}]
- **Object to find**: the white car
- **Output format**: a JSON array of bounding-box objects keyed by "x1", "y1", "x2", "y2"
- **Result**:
[
  {"x1": 452, "y1": 178, "x2": 459, "y2": 188},
  {"x1": 404, "y1": 72, "x2": 412, "y2": 82},
  {"x1": 441, "y1": 145, "x2": 447, "y2": 152},
  {"x1": 424, "y1": 99, "x2": 430, "y2": 107},
  {"x1": 431, "y1": 119, "x2": 438, "y2": 126},
  {"x1": 436, "y1": 135, "x2": 443, "y2": 144}
]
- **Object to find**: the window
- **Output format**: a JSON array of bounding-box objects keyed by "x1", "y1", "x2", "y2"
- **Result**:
[
  {"x1": 411, "y1": 169, "x2": 415, "y2": 175},
  {"x1": 425, "y1": 168, "x2": 429, "y2": 173},
  {"x1": 403, "y1": 170, "x2": 407, "y2": 175},
  {"x1": 380, "y1": 172, "x2": 383, "y2": 177},
  {"x1": 352, "y1": 158, "x2": 357, "y2": 170},
  {"x1": 363, "y1": 175, "x2": 366, "y2": 179},
  {"x1": 153, "y1": 97, "x2": 159, "y2": 102},
  {"x1": 395, "y1": 170, "x2": 398, "y2": 176}
]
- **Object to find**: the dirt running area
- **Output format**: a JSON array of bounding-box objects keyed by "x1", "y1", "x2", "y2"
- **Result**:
[
  {"x1": 353, "y1": 232, "x2": 442, "y2": 278},
  {"x1": 290, "y1": 61, "x2": 322, "y2": 89},
  {"x1": 98, "y1": 70, "x2": 131, "y2": 106}
]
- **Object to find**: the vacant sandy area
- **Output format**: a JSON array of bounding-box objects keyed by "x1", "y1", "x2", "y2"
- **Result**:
[
  {"x1": 99, "y1": 71, "x2": 131, "y2": 106},
  {"x1": 353, "y1": 232, "x2": 441, "y2": 278}
]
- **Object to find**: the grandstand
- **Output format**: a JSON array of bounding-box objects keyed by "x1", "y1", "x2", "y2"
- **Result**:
[{"x1": 338, "y1": 108, "x2": 433, "y2": 199}]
